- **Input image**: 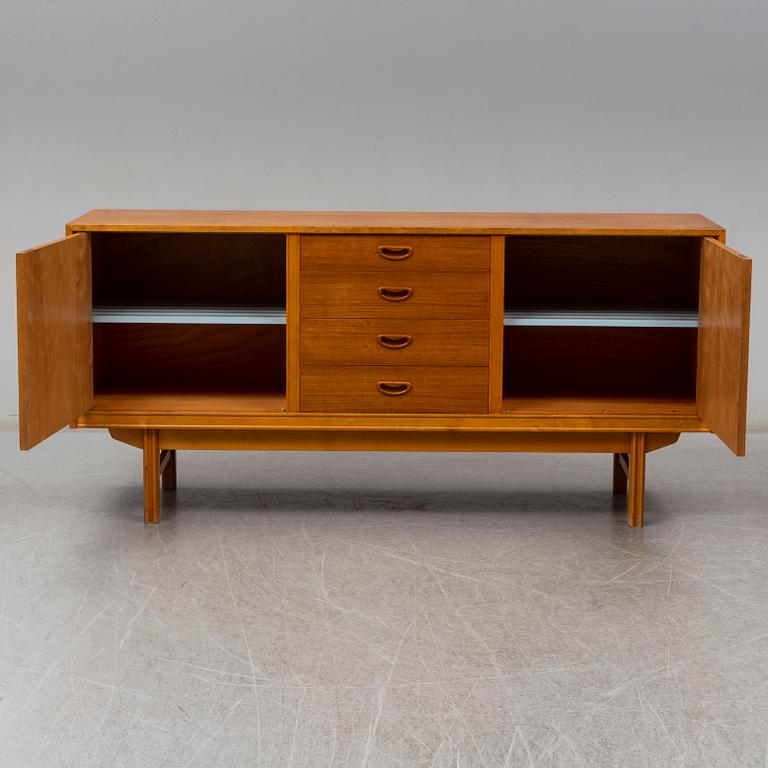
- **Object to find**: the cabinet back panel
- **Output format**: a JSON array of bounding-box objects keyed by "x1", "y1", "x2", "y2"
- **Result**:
[
  {"x1": 503, "y1": 327, "x2": 697, "y2": 398},
  {"x1": 94, "y1": 323, "x2": 285, "y2": 394},
  {"x1": 92, "y1": 233, "x2": 285, "y2": 303},
  {"x1": 505, "y1": 236, "x2": 700, "y2": 309}
]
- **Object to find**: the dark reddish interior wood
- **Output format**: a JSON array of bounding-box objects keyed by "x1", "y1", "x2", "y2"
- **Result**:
[
  {"x1": 503, "y1": 327, "x2": 698, "y2": 398},
  {"x1": 94, "y1": 323, "x2": 286, "y2": 395},
  {"x1": 505, "y1": 236, "x2": 700, "y2": 310},
  {"x1": 92, "y1": 232, "x2": 285, "y2": 304}
]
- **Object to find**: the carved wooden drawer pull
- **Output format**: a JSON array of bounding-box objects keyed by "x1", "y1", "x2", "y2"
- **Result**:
[
  {"x1": 378, "y1": 286, "x2": 413, "y2": 302},
  {"x1": 377, "y1": 381, "x2": 412, "y2": 396},
  {"x1": 378, "y1": 245, "x2": 413, "y2": 261},
  {"x1": 377, "y1": 334, "x2": 413, "y2": 349}
]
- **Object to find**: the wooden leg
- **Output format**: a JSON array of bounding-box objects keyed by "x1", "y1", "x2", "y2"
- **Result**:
[
  {"x1": 627, "y1": 433, "x2": 647, "y2": 527},
  {"x1": 612, "y1": 453, "x2": 627, "y2": 495},
  {"x1": 161, "y1": 449, "x2": 177, "y2": 490},
  {"x1": 143, "y1": 429, "x2": 161, "y2": 524}
]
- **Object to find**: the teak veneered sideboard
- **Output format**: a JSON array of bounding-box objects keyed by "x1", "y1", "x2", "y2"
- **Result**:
[{"x1": 16, "y1": 210, "x2": 751, "y2": 527}]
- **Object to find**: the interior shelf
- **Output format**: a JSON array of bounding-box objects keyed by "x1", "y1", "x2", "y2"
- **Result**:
[
  {"x1": 501, "y1": 395, "x2": 697, "y2": 415},
  {"x1": 91, "y1": 391, "x2": 286, "y2": 414},
  {"x1": 94, "y1": 305, "x2": 697, "y2": 328},
  {"x1": 503, "y1": 308, "x2": 698, "y2": 328},
  {"x1": 93, "y1": 303, "x2": 286, "y2": 325}
]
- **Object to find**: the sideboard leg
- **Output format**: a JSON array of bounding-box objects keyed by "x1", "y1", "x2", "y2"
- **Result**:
[
  {"x1": 161, "y1": 449, "x2": 177, "y2": 490},
  {"x1": 143, "y1": 429, "x2": 161, "y2": 524},
  {"x1": 612, "y1": 453, "x2": 628, "y2": 495},
  {"x1": 627, "y1": 433, "x2": 647, "y2": 527}
]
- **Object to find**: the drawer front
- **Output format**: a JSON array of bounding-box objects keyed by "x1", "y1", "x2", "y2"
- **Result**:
[
  {"x1": 300, "y1": 366, "x2": 489, "y2": 413},
  {"x1": 301, "y1": 235, "x2": 490, "y2": 272},
  {"x1": 300, "y1": 319, "x2": 489, "y2": 366},
  {"x1": 300, "y1": 271, "x2": 490, "y2": 319}
]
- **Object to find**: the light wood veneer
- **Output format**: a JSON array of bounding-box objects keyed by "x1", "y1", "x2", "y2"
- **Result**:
[
  {"x1": 300, "y1": 319, "x2": 489, "y2": 366},
  {"x1": 300, "y1": 234, "x2": 490, "y2": 271},
  {"x1": 300, "y1": 365, "x2": 489, "y2": 414},
  {"x1": 299, "y1": 271, "x2": 490, "y2": 319},
  {"x1": 67, "y1": 210, "x2": 724, "y2": 236}
]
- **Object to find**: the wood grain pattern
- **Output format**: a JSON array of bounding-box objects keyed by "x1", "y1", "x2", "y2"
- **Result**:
[
  {"x1": 143, "y1": 429, "x2": 160, "y2": 524},
  {"x1": 697, "y1": 238, "x2": 751, "y2": 455},
  {"x1": 300, "y1": 235, "x2": 490, "y2": 271},
  {"x1": 174, "y1": 429, "x2": 624, "y2": 452},
  {"x1": 300, "y1": 319, "x2": 488, "y2": 366},
  {"x1": 17, "y1": 233, "x2": 93, "y2": 449},
  {"x1": 286, "y1": 234, "x2": 301, "y2": 411},
  {"x1": 489, "y1": 236, "x2": 505, "y2": 412},
  {"x1": 109, "y1": 427, "x2": 680, "y2": 453},
  {"x1": 67, "y1": 209, "x2": 724, "y2": 236},
  {"x1": 300, "y1": 366, "x2": 489, "y2": 413},
  {"x1": 301, "y1": 271, "x2": 489, "y2": 319},
  {"x1": 627, "y1": 433, "x2": 647, "y2": 527},
  {"x1": 502, "y1": 396, "x2": 697, "y2": 415},
  {"x1": 90, "y1": 392, "x2": 288, "y2": 414},
  {"x1": 80, "y1": 404, "x2": 706, "y2": 432}
]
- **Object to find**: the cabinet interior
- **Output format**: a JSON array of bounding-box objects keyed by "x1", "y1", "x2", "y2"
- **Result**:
[
  {"x1": 91, "y1": 233, "x2": 286, "y2": 411},
  {"x1": 88, "y1": 232, "x2": 705, "y2": 416},
  {"x1": 501, "y1": 236, "x2": 700, "y2": 413}
]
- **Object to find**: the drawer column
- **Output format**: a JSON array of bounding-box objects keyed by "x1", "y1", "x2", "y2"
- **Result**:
[{"x1": 298, "y1": 234, "x2": 491, "y2": 414}]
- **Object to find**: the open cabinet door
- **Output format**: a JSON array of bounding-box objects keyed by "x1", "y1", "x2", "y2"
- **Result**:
[
  {"x1": 17, "y1": 233, "x2": 93, "y2": 449},
  {"x1": 697, "y1": 238, "x2": 751, "y2": 455}
]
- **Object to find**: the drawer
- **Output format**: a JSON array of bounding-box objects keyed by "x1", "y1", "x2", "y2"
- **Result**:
[
  {"x1": 300, "y1": 319, "x2": 489, "y2": 366},
  {"x1": 300, "y1": 271, "x2": 490, "y2": 319},
  {"x1": 301, "y1": 235, "x2": 490, "y2": 272},
  {"x1": 300, "y1": 366, "x2": 489, "y2": 413}
]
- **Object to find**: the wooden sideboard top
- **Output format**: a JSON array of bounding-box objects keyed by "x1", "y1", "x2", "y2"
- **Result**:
[{"x1": 66, "y1": 209, "x2": 724, "y2": 236}]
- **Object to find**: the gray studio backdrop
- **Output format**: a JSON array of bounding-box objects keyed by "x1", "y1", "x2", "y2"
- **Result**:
[{"x1": 1, "y1": 0, "x2": 766, "y2": 429}]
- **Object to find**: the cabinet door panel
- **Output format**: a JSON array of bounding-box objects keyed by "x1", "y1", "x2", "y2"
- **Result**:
[
  {"x1": 697, "y1": 238, "x2": 751, "y2": 455},
  {"x1": 17, "y1": 234, "x2": 92, "y2": 449}
]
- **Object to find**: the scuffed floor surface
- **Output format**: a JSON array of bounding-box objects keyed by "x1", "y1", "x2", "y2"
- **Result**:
[{"x1": 0, "y1": 428, "x2": 767, "y2": 767}]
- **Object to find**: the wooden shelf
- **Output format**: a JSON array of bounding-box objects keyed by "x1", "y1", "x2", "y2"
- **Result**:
[
  {"x1": 502, "y1": 395, "x2": 697, "y2": 416},
  {"x1": 93, "y1": 303, "x2": 286, "y2": 325},
  {"x1": 94, "y1": 306, "x2": 697, "y2": 327},
  {"x1": 503, "y1": 308, "x2": 698, "y2": 328},
  {"x1": 91, "y1": 391, "x2": 287, "y2": 414}
]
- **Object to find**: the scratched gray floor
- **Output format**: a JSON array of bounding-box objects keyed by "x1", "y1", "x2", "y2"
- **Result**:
[{"x1": 1, "y1": 428, "x2": 767, "y2": 767}]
